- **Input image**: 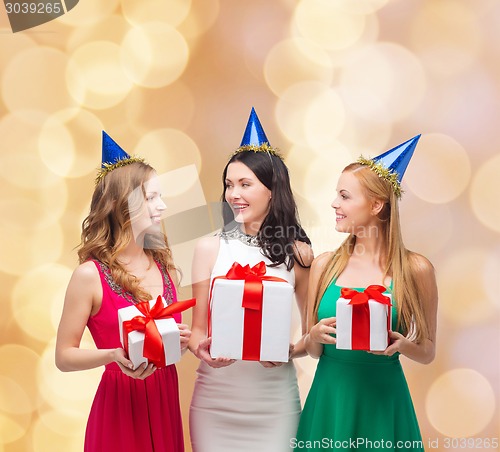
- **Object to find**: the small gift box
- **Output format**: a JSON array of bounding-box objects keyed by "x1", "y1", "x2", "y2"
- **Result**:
[
  {"x1": 209, "y1": 261, "x2": 294, "y2": 362},
  {"x1": 118, "y1": 296, "x2": 195, "y2": 369},
  {"x1": 336, "y1": 285, "x2": 392, "y2": 351}
]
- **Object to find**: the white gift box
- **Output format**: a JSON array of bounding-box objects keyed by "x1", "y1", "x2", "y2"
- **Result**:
[
  {"x1": 209, "y1": 279, "x2": 294, "y2": 362},
  {"x1": 336, "y1": 294, "x2": 392, "y2": 351},
  {"x1": 118, "y1": 298, "x2": 181, "y2": 369}
]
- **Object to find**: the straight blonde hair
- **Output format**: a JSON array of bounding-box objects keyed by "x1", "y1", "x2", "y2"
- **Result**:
[
  {"x1": 308, "y1": 163, "x2": 430, "y2": 343},
  {"x1": 79, "y1": 162, "x2": 175, "y2": 302}
]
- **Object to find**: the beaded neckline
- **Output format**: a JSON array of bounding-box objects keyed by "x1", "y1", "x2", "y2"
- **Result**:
[
  {"x1": 220, "y1": 226, "x2": 260, "y2": 247},
  {"x1": 96, "y1": 260, "x2": 175, "y2": 305}
]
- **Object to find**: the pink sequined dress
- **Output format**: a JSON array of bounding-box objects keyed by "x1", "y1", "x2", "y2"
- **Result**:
[{"x1": 85, "y1": 259, "x2": 184, "y2": 452}]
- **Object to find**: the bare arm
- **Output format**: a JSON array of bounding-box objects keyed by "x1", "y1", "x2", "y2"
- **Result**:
[
  {"x1": 55, "y1": 261, "x2": 155, "y2": 379},
  {"x1": 55, "y1": 262, "x2": 125, "y2": 371},
  {"x1": 289, "y1": 241, "x2": 314, "y2": 359},
  {"x1": 188, "y1": 236, "x2": 235, "y2": 367},
  {"x1": 382, "y1": 254, "x2": 438, "y2": 364},
  {"x1": 303, "y1": 252, "x2": 337, "y2": 359}
]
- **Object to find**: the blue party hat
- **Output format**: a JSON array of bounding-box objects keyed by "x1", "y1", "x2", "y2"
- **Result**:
[
  {"x1": 358, "y1": 135, "x2": 421, "y2": 198},
  {"x1": 240, "y1": 107, "x2": 270, "y2": 147},
  {"x1": 231, "y1": 108, "x2": 284, "y2": 160},
  {"x1": 372, "y1": 134, "x2": 420, "y2": 183},
  {"x1": 96, "y1": 131, "x2": 145, "y2": 184},
  {"x1": 101, "y1": 130, "x2": 130, "y2": 167}
]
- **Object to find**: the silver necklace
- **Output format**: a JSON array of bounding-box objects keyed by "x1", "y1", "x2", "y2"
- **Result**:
[{"x1": 220, "y1": 226, "x2": 260, "y2": 247}]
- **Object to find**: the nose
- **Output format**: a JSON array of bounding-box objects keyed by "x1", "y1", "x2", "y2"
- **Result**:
[
  {"x1": 331, "y1": 197, "x2": 339, "y2": 209},
  {"x1": 157, "y1": 198, "x2": 167, "y2": 211},
  {"x1": 228, "y1": 187, "x2": 241, "y2": 201}
]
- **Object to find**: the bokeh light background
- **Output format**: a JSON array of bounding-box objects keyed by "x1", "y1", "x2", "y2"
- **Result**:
[{"x1": 0, "y1": 0, "x2": 499, "y2": 450}]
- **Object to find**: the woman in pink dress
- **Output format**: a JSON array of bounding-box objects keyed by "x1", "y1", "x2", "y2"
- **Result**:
[{"x1": 55, "y1": 132, "x2": 191, "y2": 452}]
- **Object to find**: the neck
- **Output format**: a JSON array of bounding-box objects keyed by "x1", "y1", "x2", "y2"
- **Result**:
[
  {"x1": 117, "y1": 240, "x2": 148, "y2": 264},
  {"x1": 352, "y1": 227, "x2": 387, "y2": 264},
  {"x1": 239, "y1": 222, "x2": 261, "y2": 237}
]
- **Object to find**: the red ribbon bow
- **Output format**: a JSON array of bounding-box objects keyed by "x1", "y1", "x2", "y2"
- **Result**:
[
  {"x1": 209, "y1": 261, "x2": 287, "y2": 360},
  {"x1": 123, "y1": 296, "x2": 196, "y2": 367},
  {"x1": 340, "y1": 285, "x2": 391, "y2": 350}
]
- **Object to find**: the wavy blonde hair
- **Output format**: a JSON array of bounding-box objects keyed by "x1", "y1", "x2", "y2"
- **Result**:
[
  {"x1": 308, "y1": 163, "x2": 430, "y2": 343},
  {"x1": 78, "y1": 162, "x2": 175, "y2": 302}
]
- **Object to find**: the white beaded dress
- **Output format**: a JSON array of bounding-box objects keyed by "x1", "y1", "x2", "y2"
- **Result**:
[{"x1": 189, "y1": 229, "x2": 300, "y2": 452}]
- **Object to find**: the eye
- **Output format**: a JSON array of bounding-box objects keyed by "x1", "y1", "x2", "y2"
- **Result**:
[
  {"x1": 242, "y1": 183, "x2": 250, "y2": 187},
  {"x1": 341, "y1": 194, "x2": 348, "y2": 200}
]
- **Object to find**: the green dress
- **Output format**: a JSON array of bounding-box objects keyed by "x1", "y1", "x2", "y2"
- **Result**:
[{"x1": 294, "y1": 282, "x2": 423, "y2": 451}]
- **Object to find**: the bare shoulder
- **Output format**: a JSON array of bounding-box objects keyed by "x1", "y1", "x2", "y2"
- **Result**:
[
  {"x1": 64, "y1": 260, "x2": 102, "y2": 309},
  {"x1": 293, "y1": 240, "x2": 314, "y2": 268},
  {"x1": 311, "y1": 251, "x2": 334, "y2": 274},
  {"x1": 72, "y1": 260, "x2": 100, "y2": 284},
  {"x1": 194, "y1": 235, "x2": 220, "y2": 256}
]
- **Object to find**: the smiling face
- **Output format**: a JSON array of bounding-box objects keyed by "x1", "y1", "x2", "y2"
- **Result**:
[
  {"x1": 225, "y1": 161, "x2": 272, "y2": 233},
  {"x1": 331, "y1": 170, "x2": 383, "y2": 235},
  {"x1": 130, "y1": 173, "x2": 167, "y2": 238}
]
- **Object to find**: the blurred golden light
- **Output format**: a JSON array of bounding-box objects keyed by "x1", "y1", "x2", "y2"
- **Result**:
[
  {"x1": 470, "y1": 153, "x2": 500, "y2": 233},
  {"x1": 134, "y1": 128, "x2": 202, "y2": 173},
  {"x1": 66, "y1": 41, "x2": 134, "y2": 110},
  {"x1": 120, "y1": 23, "x2": 189, "y2": 88},
  {"x1": 38, "y1": 341, "x2": 102, "y2": 412},
  {"x1": 12, "y1": 264, "x2": 72, "y2": 342},
  {"x1": 39, "y1": 108, "x2": 103, "y2": 178},
  {"x1": 67, "y1": 14, "x2": 130, "y2": 53},
  {"x1": 483, "y1": 245, "x2": 500, "y2": 309},
  {"x1": 333, "y1": 0, "x2": 389, "y2": 15},
  {"x1": 0, "y1": 222, "x2": 63, "y2": 276},
  {"x1": 57, "y1": 0, "x2": 119, "y2": 27},
  {"x1": 35, "y1": 178, "x2": 69, "y2": 227},
  {"x1": 0, "y1": 413, "x2": 28, "y2": 445},
  {"x1": 437, "y1": 247, "x2": 496, "y2": 326},
  {"x1": 410, "y1": 1, "x2": 482, "y2": 77},
  {"x1": 38, "y1": 409, "x2": 87, "y2": 440},
  {"x1": 426, "y1": 368, "x2": 495, "y2": 437},
  {"x1": 264, "y1": 38, "x2": 334, "y2": 97},
  {"x1": 32, "y1": 416, "x2": 84, "y2": 452},
  {"x1": 338, "y1": 43, "x2": 426, "y2": 122},
  {"x1": 399, "y1": 197, "x2": 453, "y2": 258},
  {"x1": 2, "y1": 47, "x2": 75, "y2": 114},
  {"x1": 275, "y1": 81, "x2": 331, "y2": 144},
  {"x1": 0, "y1": 345, "x2": 41, "y2": 413},
  {"x1": 177, "y1": 0, "x2": 220, "y2": 39},
  {"x1": 304, "y1": 88, "x2": 346, "y2": 147},
  {"x1": 0, "y1": 111, "x2": 61, "y2": 189},
  {"x1": 0, "y1": 33, "x2": 36, "y2": 74},
  {"x1": 301, "y1": 144, "x2": 353, "y2": 254},
  {"x1": 121, "y1": 0, "x2": 191, "y2": 27},
  {"x1": 125, "y1": 82, "x2": 195, "y2": 135},
  {"x1": 294, "y1": 0, "x2": 366, "y2": 51},
  {"x1": 404, "y1": 133, "x2": 471, "y2": 204},
  {"x1": 337, "y1": 113, "x2": 392, "y2": 159},
  {"x1": 0, "y1": 376, "x2": 33, "y2": 415}
]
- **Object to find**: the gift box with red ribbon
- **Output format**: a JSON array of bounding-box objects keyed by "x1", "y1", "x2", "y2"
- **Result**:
[
  {"x1": 209, "y1": 261, "x2": 294, "y2": 362},
  {"x1": 118, "y1": 296, "x2": 195, "y2": 369},
  {"x1": 336, "y1": 285, "x2": 392, "y2": 351}
]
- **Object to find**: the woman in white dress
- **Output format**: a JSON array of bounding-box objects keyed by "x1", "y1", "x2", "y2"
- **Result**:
[{"x1": 189, "y1": 109, "x2": 313, "y2": 452}]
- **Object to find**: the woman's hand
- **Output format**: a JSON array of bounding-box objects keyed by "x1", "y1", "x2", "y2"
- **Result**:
[
  {"x1": 309, "y1": 317, "x2": 337, "y2": 344},
  {"x1": 369, "y1": 331, "x2": 409, "y2": 357},
  {"x1": 178, "y1": 323, "x2": 191, "y2": 351},
  {"x1": 195, "y1": 337, "x2": 235, "y2": 368},
  {"x1": 113, "y1": 348, "x2": 157, "y2": 379}
]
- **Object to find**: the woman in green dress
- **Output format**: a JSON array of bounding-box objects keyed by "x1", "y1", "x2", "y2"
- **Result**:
[{"x1": 294, "y1": 136, "x2": 438, "y2": 451}]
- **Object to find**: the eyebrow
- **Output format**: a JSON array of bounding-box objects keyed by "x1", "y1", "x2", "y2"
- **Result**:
[{"x1": 225, "y1": 178, "x2": 253, "y2": 183}]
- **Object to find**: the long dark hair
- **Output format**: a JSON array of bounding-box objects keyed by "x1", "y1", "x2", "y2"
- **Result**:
[{"x1": 221, "y1": 150, "x2": 311, "y2": 270}]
